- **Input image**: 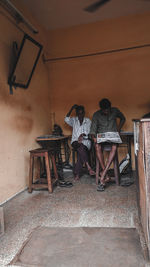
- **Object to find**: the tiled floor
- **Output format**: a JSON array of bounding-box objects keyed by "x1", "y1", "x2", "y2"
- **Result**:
[{"x1": 0, "y1": 171, "x2": 149, "y2": 266}]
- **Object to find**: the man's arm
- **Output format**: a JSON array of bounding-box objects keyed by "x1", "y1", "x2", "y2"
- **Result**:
[
  {"x1": 66, "y1": 104, "x2": 78, "y2": 117},
  {"x1": 90, "y1": 113, "x2": 98, "y2": 143},
  {"x1": 64, "y1": 104, "x2": 78, "y2": 127},
  {"x1": 116, "y1": 109, "x2": 126, "y2": 132}
]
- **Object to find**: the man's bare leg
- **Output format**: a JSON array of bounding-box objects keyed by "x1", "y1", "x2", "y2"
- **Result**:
[
  {"x1": 100, "y1": 144, "x2": 117, "y2": 184},
  {"x1": 74, "y1": 174, "x2": 80, "y2": 181},
  {"x1": 95, "y1": 143, "x2": 112, "y2": 183},
  {"x1": 95, "y1": 143, "x2": 105, "y2": 170}
]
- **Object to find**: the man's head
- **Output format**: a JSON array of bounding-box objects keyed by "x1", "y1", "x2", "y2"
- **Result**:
[
  {"x1": 99, "y1": 98, "x2": 111, "y2": 115},
  {"x1": 76, "y1": 105, "x2": 85, "y2": 121}
]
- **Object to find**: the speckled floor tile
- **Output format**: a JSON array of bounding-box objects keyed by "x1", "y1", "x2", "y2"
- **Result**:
[{"x1": 0, "y1": 171, "x2": 149, "y2": 266}]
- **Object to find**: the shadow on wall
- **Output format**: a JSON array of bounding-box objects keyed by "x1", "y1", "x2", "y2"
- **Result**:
[
  {"x1": 0, "y1": 82, "x2": 32, "y2": 110},
  {"x1": 137, "y1": 101, "x2": 150, "y2": 118},
  {"x1": 0, "y1": 82, "x2": 33, "y2": 134},
  {"x1": 11, "y1": 115, "x2": 33, "y2": 134},
  {"x1": 138, "y1": 101, "x2": 150, "y2": 110}
]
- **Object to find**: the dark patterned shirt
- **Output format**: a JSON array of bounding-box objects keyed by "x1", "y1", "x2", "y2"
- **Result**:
[{"x1": 90, "y1": 107, "x2": 125, "y2": 136}]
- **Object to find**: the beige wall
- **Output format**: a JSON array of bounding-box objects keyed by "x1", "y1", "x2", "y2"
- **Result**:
[
  {"x1": 47, "y1": 13, "x2": 150, "y2": 163},
  {"x1": 47, "y1": 12, "x2": 150, "y2": 131},
  {"x1": 0, "y1": 2, "x2": 51, "y2": 203},
  {"x1": 1, "y1": 4, "x2": 150, "y2": 203}
]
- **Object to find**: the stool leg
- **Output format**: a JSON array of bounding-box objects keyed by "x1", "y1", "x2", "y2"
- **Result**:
[
  {"x1": 45, "y1": 152, "x2": 53, "y2": 193},
  {"x1": 28, "y1": 154, "x2": 34, "y2": 193},
  {"x1": 51, "y1": 154, "x2": 58, "y2": 181},
  {"x1": 114, "y1": 152, "x2": 120, "y2": 186},
  {"x1": 72, "y1": 150, "x2": 75, "y2": 168},
  {"x1": 37, "y1": 157, "x2": 42, "y2": 179},
  {"x1": 96, "y1": 157, "x2": 100, "y2": 185}
]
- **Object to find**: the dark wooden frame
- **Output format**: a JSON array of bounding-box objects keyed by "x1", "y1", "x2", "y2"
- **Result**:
[{"x1": 8, "y1": 34, "x2": 43, "y2": 89}]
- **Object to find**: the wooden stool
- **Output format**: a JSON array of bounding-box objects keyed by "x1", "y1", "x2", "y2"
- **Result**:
[
  {"x1": 28, "y1": 148, "x2": 58, "y2": 193},
  {"x1": 96, "y1": 145, "x2": 120, "y2": 185}
]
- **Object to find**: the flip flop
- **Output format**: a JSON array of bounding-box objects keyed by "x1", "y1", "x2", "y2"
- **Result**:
[
  {"x1": 65, "y1": 181, "x2": 73, "y2": 186},
  {"x1": 97, "y1": 183, "x2": 105, "y2": 191},
  {"x1": 58, "y1": 180, "x2": 66, "y2": 184},
  {"x1": 121, "y1": 181, "x2": 134, "y2": 187},
  {"x1": 58, "y1": 181, "x2": 73, "y2": 187}
]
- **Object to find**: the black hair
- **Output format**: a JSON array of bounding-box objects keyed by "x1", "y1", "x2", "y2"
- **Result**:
[
  {"x1": 76, "y1": 105, "x2": 85, "y2": 114},
  {"x1": 99, "y1": 98, "x2": 111, "y2": 109},
  {"x1": 52, "y1": 124, "x2": 63, "y2": 136}
]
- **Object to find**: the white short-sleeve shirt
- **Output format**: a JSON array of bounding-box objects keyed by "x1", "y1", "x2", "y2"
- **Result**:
[{"x1": 64, "y1": 116, "x2": 91, "y2": 150}]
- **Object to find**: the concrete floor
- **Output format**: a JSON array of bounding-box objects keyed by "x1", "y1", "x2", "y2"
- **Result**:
[
  {"x1": 10, "y1": 227, "x2": 145, "y2": 267},
  {"x1": 0, "y1": 171, "x2": 149, "y2": 266}
]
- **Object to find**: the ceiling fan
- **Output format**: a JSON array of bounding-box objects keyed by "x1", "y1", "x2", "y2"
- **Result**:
[
  {"x1": 84, "y1": 0, "x2": 111, "y2": 13},
  {"x1": 84, "y1": 0, "x2": 150, "y2": 13}
]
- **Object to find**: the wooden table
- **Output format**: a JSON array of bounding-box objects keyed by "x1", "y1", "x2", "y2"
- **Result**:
[
  {"x1": 36, "y1": 132, "x2": 134, "y2": 176},
  {"x1": 36, "y1": 135, "x2": 71, "y2": 179}
]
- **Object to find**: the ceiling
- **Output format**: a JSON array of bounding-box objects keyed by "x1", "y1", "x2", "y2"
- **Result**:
[{"x1": 20, "y1": 0, "x2": 150, "y2": 30}]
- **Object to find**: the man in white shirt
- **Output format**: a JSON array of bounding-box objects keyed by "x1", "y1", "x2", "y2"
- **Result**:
[{"x1": 65, "y1": 105, "x2": 95, "y2": 181}]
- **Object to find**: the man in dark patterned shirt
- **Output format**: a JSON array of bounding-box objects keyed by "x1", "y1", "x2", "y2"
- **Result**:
[{"x1": 90, "y1": 98, "x2": 126, "y2": 191}]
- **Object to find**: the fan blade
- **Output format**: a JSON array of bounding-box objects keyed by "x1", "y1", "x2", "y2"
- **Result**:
[{"x1": 84, "y1": 0, "x2": 111, "y2": 12}]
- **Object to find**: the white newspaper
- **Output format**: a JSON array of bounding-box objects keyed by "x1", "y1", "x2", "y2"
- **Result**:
[{"x1": 97, "y1": 132, "x2": 122, "y2": 144}]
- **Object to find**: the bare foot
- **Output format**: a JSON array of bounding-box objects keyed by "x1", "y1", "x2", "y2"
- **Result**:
[
  {"x1": 100, "y1": 169, "x2": 112, "y2": 183},
  {"x1": 105, "y1": 174, "x2": 112, "y2": 183},
  {"x1": 74, "y1": 175, "x2": 80, "y2": 181},
  {"x1": 89, "y1": 169, "x2": 96, "y2": 176},
  {"x1": 100, "y1": 170, "x2": 106, "y2": 185}
]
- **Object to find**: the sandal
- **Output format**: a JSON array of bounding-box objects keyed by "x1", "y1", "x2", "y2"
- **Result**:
[
  {"x1": 97, "y1": 183, "x2": 105, "y2": 192},
  {"x1": 65, "y1": 181, "x2": 73, "y2": 187},
  {"x1": 58, "y1": 181, "x2": 73, "y2": 187}
]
